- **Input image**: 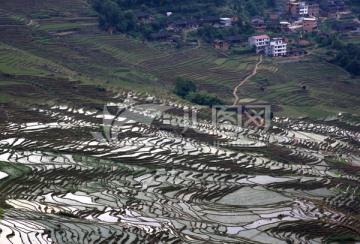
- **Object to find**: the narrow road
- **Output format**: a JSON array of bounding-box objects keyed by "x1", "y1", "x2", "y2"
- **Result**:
[{"x1": 232, "y1": 55, "x2": 263, "y2": 105}]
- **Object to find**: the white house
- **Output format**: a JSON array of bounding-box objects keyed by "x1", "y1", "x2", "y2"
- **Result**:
[
  {"x1": 287, "y1": 0, "x2": 309, "y2": 16},
  {"x1": 248, "y1": 35, "x2": 270, "y2": 53},
  {"x1": 297, "y1": 2, "x2": 308, "y2": 15},
  {"x1": 220, "y1": 18, "x2": 232, "y2": 26},
  {"x1": 265, "y1": 38, "x2": 287, "y2": 57}
]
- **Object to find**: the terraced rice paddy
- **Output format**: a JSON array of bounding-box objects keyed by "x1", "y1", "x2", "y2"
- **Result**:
[
  {"x1": 0, "y1": 76, "x2": 359, "y2": 243},
  {"x1": 0, "y1": 0, "x2": 360, "y2": 242}
]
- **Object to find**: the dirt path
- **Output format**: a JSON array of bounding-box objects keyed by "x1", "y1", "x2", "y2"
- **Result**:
[{"x1": 232, "y1": 55, "x2": 263, "y2": 105}]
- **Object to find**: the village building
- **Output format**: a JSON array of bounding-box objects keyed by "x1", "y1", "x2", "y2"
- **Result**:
[
  {"x1": 307, "y1": 3, "x2": 320, "y2": 17},
  {"x1": 220, "y1": 18, "x2": 232, "y2": 27},
  {"x1": 200, "y1": 16, "x2": 220, "y2": 25},
  {"x1": 225, "y1": 35, "x2": 244, "y2": 43},
  {"x1": 269, "y1": 13, "x2": 280, "y2": 20},
  {"x1": 286, "y1": 1, "x2": 308, "y2": 16},
  {"x1": 149, "y1": 32, "x2": 172, "y2": 41},
  {"x1": 213, "y1": 40, "x2": 230, "y2": 51},
  {"x1": 251, "y1": 16, "x2": 265, "y2": 24},
  {"x1": 266, "y1": 21, "x2": 281, "y2": 32},
  {"x1": 248, "y1": 35, "x2": 270, "y2": 53},
  {"x1": 265, "y1": 38, "x2": 287, "y2": 57},
  {"x1": 254, "y1": 22, "x2": 267, "y2": 32},
  {"x1": 299, "y1": 39, "x2": 310, "y2": 46},
  {"x1": 280, "y1": 21, "x2": 291, "y2": 32},
  {"x1": 135, "y1": 12, "x2": 150, "y2": 23},
  {"x1": 167, "y1": 19, "x2": 199, "y2": 31},
  {"x1": 287, "y1": 47, "x2": 307, "y2": 56},
  {"x1": 302, "y1": 17, "x2": 318, "y2": 32}
]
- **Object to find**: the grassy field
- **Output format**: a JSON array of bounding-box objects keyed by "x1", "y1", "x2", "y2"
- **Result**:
[{"x1": 0, "y1": 0, "x2": 359, "y2": 118}]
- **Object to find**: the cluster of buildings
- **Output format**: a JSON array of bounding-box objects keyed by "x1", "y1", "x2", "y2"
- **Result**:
[
  {"x1": 251, "y1": 0, "x2": 355, "y2": 34},
  {"x1": 319, "y1": 0, "x2": 347, "y2": 18},
  {"x1": 147, "y1": 15, "x2": 239, "y2": 41},
  {"x1": 141, "y1": 0, "x2": 358, "y2": 56},
  {"x1": 285, "y1": 0, "x2": 320, "y2": 17},
  {"x1": 286, "y1": 0, "x2": 350, "y2": 18},
  {"x1": 165, "y1": 16, "x2": 238, "y2": 33},
  {"x1": 251, "y1": 15, "x2": 318, "y2": 34},
  {"x1": 248, "y1": 35, "x2": 287, "y2": 57},
  {"x1": 213, "y1": 35, "x2": 244, "y2": 51}
]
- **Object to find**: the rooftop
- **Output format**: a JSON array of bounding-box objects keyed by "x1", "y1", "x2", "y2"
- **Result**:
[
  {"x1": 150, "y1": 32, "x2": 172, "y2": 39},
  {"x1": 225, "y1": 34, "x2": 244, "y2": 42},
  {"x1": 251, "y1": 35, "x2": 270, "y2": 40},
  {"x1": 135, "y1": 12, "x2": 149, "y2": 18}
]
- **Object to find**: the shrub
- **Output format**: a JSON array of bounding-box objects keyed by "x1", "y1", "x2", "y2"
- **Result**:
[
  {"x1": 96, "y1": 85, "x2": 106, "y2": 92},
  {"x1": 56, "y1": 211, "x2": 78, "y2": 218},
  {"x1": 326, "y1": 235, "x2": 360, "y2": 243},
  {"x1": 172, "y1": 77, "x2": 224, "y2": 106},
  {"x1": 185, "y1": 91, "x2": 224, "y2": 106},
  {"x1": 173, "y1": 77, "x2": 196, "y2": 98}
]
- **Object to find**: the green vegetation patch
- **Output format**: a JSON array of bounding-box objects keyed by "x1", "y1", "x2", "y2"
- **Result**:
[
  {"x1": 326, "y1": 235, "x2": 360, "y2": 243},
  {"x1": 38, "y1": 22, "x2": 96, "y2": 31},
  {"x1": 0, "y1": 161, "x2": 31, "y2": 180},
  {"x1": 325, "y1": 157, "x2": 349, "y2": 164},
  {"x1": 56, "y1": 211, "x2": 79, "y2": 219},
  {"x1": 0, "y1": 94, "x2": 13, "y2": 104}
]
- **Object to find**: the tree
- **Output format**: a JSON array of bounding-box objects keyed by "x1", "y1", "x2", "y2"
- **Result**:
[
  {"x1": 334, "y1": 43, "x2": 360, "y2": 76},
  {"x1": 185, "y1": 91, "x2": 224, "y2": 106},
  {"x1": 173, "y1": 77, "x2": 197, "y2": 98}
]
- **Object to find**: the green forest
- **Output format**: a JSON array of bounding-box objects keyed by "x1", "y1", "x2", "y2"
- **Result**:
[{"x1": 89, "y1": 0, "x2": 272, "y2": 37}]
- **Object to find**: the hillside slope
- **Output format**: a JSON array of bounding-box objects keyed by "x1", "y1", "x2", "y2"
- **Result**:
[{"x1": 0, "y1": 0, "x2": 359, "y2": 116}]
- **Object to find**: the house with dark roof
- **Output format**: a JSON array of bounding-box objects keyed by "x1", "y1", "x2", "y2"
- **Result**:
[
  {"x1": 266, "y1": 21, "x2": 281, "y2": 32},
  {"x1": 280, "y1": 21, "x2": 291, "y2": 32},
  {"x1": 225, "y1": 35, "x2": 244, "y2": 43},
  {"x1": 269, "y1": 13, "x2": 280, "y2": 20},
  {"x1": 168, "y1": 19, "x2": 199, "y2": 31},
  {"x1": 308, "y1": 3, "x2": 320, "y2": 17},
  {"x1": 213, "y1": 40, "x2": 230, "y2": 51},
  {"x1": 200, "y1": 16, "x2": 220, "y2": 25},
  {"x1": 251, "y1": 16, "x2": 265, "y2": 24},
  {"x1": 302, "y1": 18, "x2": 318, "y2": 32},
  {"x1": 135, "y1": 12, "x2": 150, "y2": 22},
  {"x1": 149, "y1": 31, "x2": 172, "y2": 41},
  {"x1": 254, "y1": 22, "x2": 267, "y2": 32}
]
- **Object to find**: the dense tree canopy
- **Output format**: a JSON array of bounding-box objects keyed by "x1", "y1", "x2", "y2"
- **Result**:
[
  {"x1": 90, "y1": 0, "x2": 267, "y2": 36},
  {"x1": 334, "y1": 44, "x2": 360, "y2": 76},
  {"x1": 173, "y1": 77, "x2": 224, "y2": 106},
  {"x1": 185, "y1": 91, "x2": 224, "y2": 106},
  {"x1": 173, "y1": 77, "x2": 197, "y2": 98},
  {"x1": 91, "y1": 0, "x2": 271, "y2": 10},
  {"x1": 316, "y1": 34, "x2": 360, "y2": 76}
]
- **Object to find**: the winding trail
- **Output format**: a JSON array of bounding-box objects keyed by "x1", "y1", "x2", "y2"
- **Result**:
[{"x1": 232, "y1": 55, "x2": 263, "y2": 105}]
